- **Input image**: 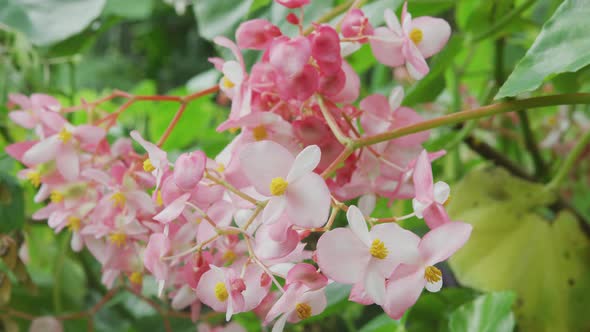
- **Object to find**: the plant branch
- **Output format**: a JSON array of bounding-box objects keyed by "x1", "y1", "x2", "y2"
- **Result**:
[{"x1": 545, "y1": 130, "x2": 590, "y2": 192}]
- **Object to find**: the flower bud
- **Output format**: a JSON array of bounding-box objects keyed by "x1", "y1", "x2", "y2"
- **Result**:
[{"x1": 173, "y1": 151, "x2": 206, "y2": 191}]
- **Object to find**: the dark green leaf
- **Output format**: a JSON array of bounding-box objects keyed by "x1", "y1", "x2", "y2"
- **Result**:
[
  {"x1": 103, "y1": 0, "x2": 154, "y2": 19},
  {"x1": 497, "y1": 0, "x2": 590, "y2": 98},
  {"x1": 0, "y1": 172, "x2": 25, "y2": 233},
  {"x1": 448, "y1": 292, "x2": 516, "y2": 332},
  {"x1": 359, "y1": 313, "x2": 406, "y2": 332},
  {"x1": 193, "y1": 0, "x2": 254, "y2": 40}
]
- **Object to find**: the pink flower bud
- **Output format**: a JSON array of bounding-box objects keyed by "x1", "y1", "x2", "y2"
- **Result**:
[
  {"x1": 275, "y1": 0, "x2": 309, "y2": 9},
  {"x1": 341, "y1": 9, "x2": 373, "y2": 41},
  {"x1": 173, "y1": 151, "x2": 206, "y2": 191},
  {"x1": 311, "y1": 25, "x2": 342, "y2": 75},
  {"x1": 236, "y1": 19, "x2": 281, "y2": 50},
  {"x1": 286, "y1": 13, "x2": 300, "y2": 25}
]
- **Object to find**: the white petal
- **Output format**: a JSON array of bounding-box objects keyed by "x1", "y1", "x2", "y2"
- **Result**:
[
  {"x1": 433, "y1": 181, "x2": 450, "y2": 204},
  {"x1": 384, "y1": 8, "x2": 402, "y2": 35},
  {"x1": 286, "y1": 145, "x2": 321, "y2": 183},
  {"x1": 272, "y1": 314, "x2": 288, "y2": 332},
  {"x1": 263, "y1": 197, "x2": 286, "y2": 225},
  {"x1": 388, "y1": 86, "x2": 404, "y2": 111},
  {"x1": 364, "y1": 265, "x2": 386, "y2": 305},
  {"x1": 223, "y1": 61, "x2": 244, "y2": 85},
  {"x1": 425, "y1": 279, "x2": 443, "y2": 292},
  {"x1": 358, "y1": 194, "x2": 376, "y2": 216},
  {"x1": 412, "y1": 198, "x2": 427, "y2": 219},
  {"x1": 340, "y1": 41, "x2": 361, "y2": 57},
  {"x1": 347, "y1": 206, "x2": 371, "y2": 246}
]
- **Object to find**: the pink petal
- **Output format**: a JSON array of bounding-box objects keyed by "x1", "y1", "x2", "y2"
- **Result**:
[
  {"x1": 412, "y1": 150, "x2": 433, "y2": 202},
  {"x1": 410, "y1": 17, "x2": 451, "y2": 58},
  {"x1": 196, "y1": 267, "x2": 227, "y2": 312},
  {"x1": 369, "y1": 27, "x2": 404, "y2": 67},
  {"x1": 74, "y1": 125, "x2": 106, "y2": 147},
  {"x1": 255, "y1": 223, "x2": 299, "y2": 260},
  {"x1": 346, "y1": 205, "x2": 371, "y2": 246},
  {"x1": 213, "y1": 36, "x2": 245, "y2": 69},
  {"x1": 8, "y1": 93, "x2": 31, "y2": 109},
  {"x1": 31, "y1": 93, "x2": 61, "y2": 111},
  {"x1": 239, "y1": 141, "x2": 293, "y2": 196},
  {"x1": 285, "y1": 173, "x2": 330, "y2": 228},
  {"x1": 422, "y1": 203, "x2": 450, "y2": 229},
  {"x1": 403, "y1": 42, "x2": 429, "y2": 80},
  {"x1": 384, "y1": 8, "x2": 402, "y2": 34},
  {"x1": 9, "y1": 111, "x2": 36, "y2": 129},
  {"x1": 154, "y1": 193, "x2": 190, "y2": 223},
  {"x1": 364, "y1": 264, "x2": 386, "y2": 305},
  {"x1": 286, "y1": 145, "x2": 321, "y2": 182},
  {"x1": 56, "y1": 145, "x2": 79, "y2": 180},
  {"x1": 388, "y1": 86, "x2": 404, "y2": 110},
  {"x1": 383, "y1": 265, "x2": 425, "y2": 319},
  {"x1": 349, "y1": 282, "x2": 374, "y2": 305},
  {"x1": 39, "y1": 111, "x2": 66, "y2": 133},
  {"x1": 23, "y1": 136, "x2": 60, "y2": 165},
  {"x1": 263, "y1": 196, "x2": 287, "y2": 225},
  {"x1": 420, "y1": 221, "x2": 472, "y2": 265},
  {"x1": 358, "y1": 194, "x2": 376, "y2": 216},
  {"x1": 130, "y1": 130, "x2": 168, "y2": 169},
  {"x1": 286, "y1": 263, "x2": 327, "y2": 290},
  {"x1": 293, "y1": 288, "x2": 327, "y2": 320},
  {"x1": 144, "y1": 233, "x2": 170, "y2": 280},
  {"x1": 265, "y1": 286, "x2": 298, "y2": 324},
  {"x1": 330, "y1": 61, "x2": 360, "y2": 104},
  {"x1": 172, "y1": 284, "x2": 198, "y2": 310},
  {"x1": 5, "y1": 141, "x2": 36, "y2": 162},
  {"x1": 316, "y1": 228, "x2": 370, "y2": 284}
]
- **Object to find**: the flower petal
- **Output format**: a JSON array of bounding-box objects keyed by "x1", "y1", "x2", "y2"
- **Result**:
[
  {"x1": 239, "y1": 141, "x2": 293, "y2": 196},
  {"x1": 422, "y1": 203, "x2": 450, "y2": 229},
  {"x1": 346, "y1": 205, "x2": 371, "y2": 246},
  {"x1": 263, "y1": 197, "x2": 287, "y2": 225},
  {"x1": 425, "y1": 278, "x2": 443, "y2": 292},
  {"x1": 316, "y1": 228, "x2": 370, "y2": 284},
  {"x1": 370, "y1": 223, "x2": 420, "y2": 276},
  {"x1": 412, "y1": 150, "x2": 433, "y2": 202},
  {"x1": 364, "y1": 264, "x2": 386, "y2": 305},
  {"x1": 369, "y1": 27, "x2": 404, "y2": 67},
  {"x1": 56, "y1": 145, "x2": 79, "y2": 180},
  {"x1": 23, "y1": 136, "x2": 60, "y2": 165},
  {"x1": 153, "y1": 193, "x2": 190, "y2": 224},
  {"x1": 286, "y1": 145, "x2": 321, "y2": 182},
  {"x1": 433, "y1": 181, "x2": 450, "y2": 204},
  {"x1": 420, "y1": 221, "x2": 472, "y2": 265},
  {"x1": 196, "y1": 267, "x2": 227, "y2": 312},
  {"x1": 409, "y1": 17, "x2": 451, "y2": 58},
  {"x1": 285, "y1": 173, "x2": 330, "y2": 228},
  {"x1": 382, "y1": 265, "x2": 425, "y2": 319}
]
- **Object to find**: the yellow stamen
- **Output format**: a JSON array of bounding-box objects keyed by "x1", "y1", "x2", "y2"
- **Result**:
[
  {"x1": 295, "y1": 303, "x2": 312, "y2": 320},
  {"x1": 111, "y1": 192, "x2": 126, "y2": 208},
  {"x1": 215, "y1": 163, "x2": 225, "y2": 173},
  {"x1": 58, "y1": 128, "x2": 73, "y2": 143},
  {"x1": 143, "y1": 159, "x2": 156, "y2": 172},
  {"x1": 222, "y1": 250, "x2": 236, "y2": 264},
  {"x1": 269, "y1": 177, "x2": 288, "y2": 196},
  {"x1": 26, "y1": 171, "x2": 41, "y2": 187},
  {"x1": 252, "y1": 125, "x2": 268, "y2": 141},
  {"x1": 222, "y1": 76, "x2": 235, "y2": 89},
  {"x1": 68, "y1": 216, "x2": 81, "y2": 232},
  {"x1": 424, "y1": 266, "x2": 442, "y2": 283},
  {"x1": 214, "y1": 282, "x2": 229, "y2": 302},
  {"x1": 156, "y1": 190, "x2": 163, "y2": 207},
  {"x1": 443, "y1": 195, "x2": 452, "y2": 207},
  {"x1": 228, "y1": 127, "x2": 239, "y2": 134},
  {"x1": 50, "y1": 191, "x2": 64, "y2": 203},
  {"x1": 369, "y1": 239, "x2": 388, "y2": 259},
  {"x1": 409, "y1": 28, "x2": 423, "y2": 44},
  {"x1": 109, "y1": 233, "x2": 127, "y2": 247},
  {"x1": 129, "y1": 271, "x2": 143, "y2": 285}
]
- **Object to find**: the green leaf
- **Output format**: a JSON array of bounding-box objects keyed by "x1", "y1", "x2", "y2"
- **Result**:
[
  {"x1": 270, "y1": 0, "x2": 334, "y2": 35},
  {"x1": 447, "y1": 167, "x2": 590, "y2": 332},
  {"x1": 359, "y1": 313, "x2": 406, "y2": 332},
  {"x1": 0, "y1": 172, "x2": 25, "y2": 233},
  {"x1": 497, "y1": 0, "x2": 590, "y2": 98},
  {"x1": 103, "y1": 0, "x2": 154, "y2": 19},
  {"x1": 448, "y1": 292, "x2": 516, "y2": 332},
  {"x1": 406, "y1": 288, "x2": 478, "y2": 332},
  {"x1": 2, "y1": 0, "x2": 106, "y2": 46},
  {"x1": 0, "y1": 0, "x2": 33, "y2": 35},
  {"x1": 193, "y1": 0, "x2": 254, "y2": 40}
]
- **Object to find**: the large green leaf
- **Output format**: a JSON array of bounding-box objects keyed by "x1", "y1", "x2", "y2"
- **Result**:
[
  {"x1": 447, "y1": 167, "x2": 590, "y2": 332},
  {"x1": 102, "y1": 0, "x2": 154, "y2": 20},
  {"x1": 448, "y1": 292, "x2": 516, "y2": 332},
  {"x1": 1, "y1": 0, "x2": 106, "y2": 45},
  {"x1": 193, "y1": 0, "x2": 254, "y2": 40},
  {"x1": 0, "y1": 172, "x2": 25, "y2": 233},
  {"x1": 497, "y1": 0, "x2": 590, "y2": 98},
  {"x1": 359, "y1": 313, "x2": 406, "y2": 332}
]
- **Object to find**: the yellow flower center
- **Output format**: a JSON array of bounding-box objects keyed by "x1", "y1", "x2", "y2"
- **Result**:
[
  {"x1": 295, "y1": 303, "x2": 312, "y2": 320},
  {"x1": 424, "y1": 266, "x2": 442, "y2": 283},
  {"x1": 111, "y1": 192, "x2": 126, "y2": 208},
  {"x1": 369, "y1": 239, "x2": 388, "y2": 259},
  {"x1": 222, "y1": 250, "x2": 236, "y2": 264},
  {"x1": 443, "y1": 195, "x2": 452, "y2": 207},
  {"x1": 269, "y1": 177, "x2": 288, "y2": 196},
  {"x1": 109, "y1": 232, "x2": 127, "y2": 247},
  {"x1": 50, "y1": 191, "x2": 64, "y2": 203},
  {"x1": 68, "y1": 216, "x2": 81, "y2": 232},
  {"x1": 222, "y1": 76, "x2": 235, "y2": 89},
  {"x1": 143, "y1": 159, "x2": 156, "y2": 172},
  {"x1": 214, "y1": 282, "x2": 229, "y2": 302},
  {"x1": 58, "y1": 128, "x2": 73, "y2": 143},
  {"x1": 409, "y1": 28, "x2": 423, "y2": 44},
  {"x1": 26, "y1": 171, "x2": 41, "y2": 187},
  {"x1": 228, "y1": 127, "x2": 239, "y2": 134},
  {"x1": 252, "y1": 125, "x2": 268, "y2": 141},
  {"x1": 156, "y1": 190, "x2": 163, "y2": 207},
  {"x1": 215, "y1": 163, "x2": 225, "y2": 173},
  {"x1": 129, "y1": 271, "x2": 143, "y2": 285}
]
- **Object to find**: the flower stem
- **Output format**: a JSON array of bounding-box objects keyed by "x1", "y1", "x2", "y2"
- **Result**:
[{"x1": 545, "y1": 130, "x2": 590, "y2": 192}]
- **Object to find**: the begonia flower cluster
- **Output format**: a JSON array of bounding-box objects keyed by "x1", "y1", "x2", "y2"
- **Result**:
[{"x1": 6, "y1": 1, "x2": 471, "y2": 331}]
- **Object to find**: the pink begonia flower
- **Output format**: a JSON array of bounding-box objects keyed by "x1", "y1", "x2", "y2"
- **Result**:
[
  {"x1": 311, "y1": 25, "x2": 342, "y2": 76},
  {"x1": 22, "y1": 122, "x2": 105, "y2": 180},
  {"x1": 131, "y1": 130, "x2": 168, "y2": 188},
  {"x1": 285, "y1": 263, "x2": 328, "y2": 291},
  {"x1": 275, "y1": 0, "x2": 309, "y2": 9},
  {"x1": 197, "y1": 265, "x2": 258, "y2": 321},
  {"x1": 341, "y1": 9, "x2": 374, "y2": 42},
  {"x1": 254, "y1": 215, "x2": 300, "y2": 260},
  {"x1": 144, "y1": 233, "x2": 170, "y2": 282},
  {"x1": 171, "y1": 284, "x2": 199, "y2": 310},
  {"x1": 370, "y1": 3, "x2": 450, "y2": 79},
  {"x1": 412, "y1": 150, "x2": 451, "y2": 229},
  {"x1": 329, "y1": 61, "x2": 360, "y2": 104},
  {"x1": 383, "y1": 221, "x2": 472, "y2": 319},
  {"x1": 8, "y1": 93, "x2": 61, "y2": 136},
  {"x1": 239, "y1": 141, "x2": 330, "y2": 228},
  {"x1": 212, "y1": 36, "x2": 252, "y2": 131},
  {"x1": 29, "y1": 316, "x2": 63, "y2": 332},
  {"x1": 173, "y1": 151, "x2": 206, "y2": 191},
  {"x1": 265, "y1": 285, "x2": 326, "y2": 332},
  {"x1": 316, "y1": 205, "x2": 420, "y2": 304},
  {"x1": 269, "y1": 37, "x2": 319, "y2": 101},
  {"x1": 236, "y1": 19, "x2": 281, "y2": 50}
]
